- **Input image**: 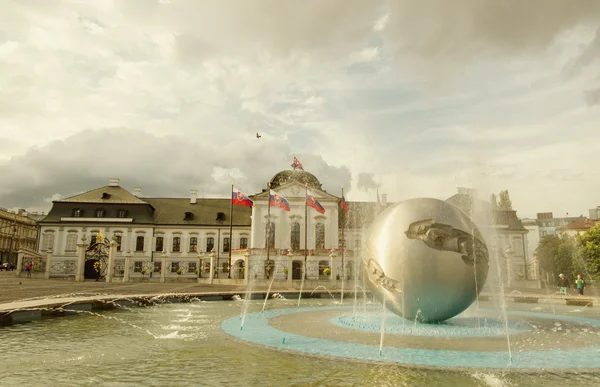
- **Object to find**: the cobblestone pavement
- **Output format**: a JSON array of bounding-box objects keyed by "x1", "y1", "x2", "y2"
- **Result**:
[{"x1": 0, "y1": 271, "x2": 253, "y2": 304}]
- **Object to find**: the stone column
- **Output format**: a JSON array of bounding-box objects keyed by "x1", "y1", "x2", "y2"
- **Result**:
[
  {"x1": 45, "y1": 249, "x2": 53, "y2": 279},
  {"x1": 329, "y1": 249, "x2": 337, "y2": 282},
  {"x1": 209, "y1": 250, "x2": 215, "y2": 284},
  {"x1": 106, "y1": 240, "x2": 117, "y2": 283},
  {"x1": 287, "y1": 251, "x2": 293, "y2": 288},
  {"x1": 243, "y1": 251, "x2": 250, "y2": 286},
  {"x1": 160, "y1": 251, "x2": 167, "y2": 283},
  {"x1": 75, "y1": 236, "x2": 88, "y2": 282},
  {"x1": 123, "y1": 250, "x2": 132, "y2": 282},
  {"x1": 16, "y1": 250, "x2": 23, "y2": 277},
  {"x1": 197, "y1": 251, "x2": 203, "y2": 281}
]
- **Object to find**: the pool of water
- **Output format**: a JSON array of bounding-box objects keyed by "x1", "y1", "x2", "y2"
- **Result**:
[{"x1": 1, "y1": 297, "x2": 599, "y2": 386}]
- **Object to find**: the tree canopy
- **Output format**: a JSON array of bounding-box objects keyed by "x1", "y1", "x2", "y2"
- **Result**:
[
  {"x1": 498, "y1": 190, "x2": 513, "y2": 210},
  {"x1": 536, "y1": 223, "x2": 600, "y2": 284}
]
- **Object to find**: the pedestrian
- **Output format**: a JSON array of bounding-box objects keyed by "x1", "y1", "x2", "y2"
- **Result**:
[
  {"x1": 26, "y1": 262, "x2": 33, "y2": 278},
  {"x1": 558, "y1": 273, "x2": 569, "y2": 295},
  {"x1": 575, "y1": 274, "x2": 585, "y2": 296}
]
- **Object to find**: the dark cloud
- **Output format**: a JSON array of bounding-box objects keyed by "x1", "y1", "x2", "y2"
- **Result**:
[
  {"x1": 357, "y1": 173, "x2": 378, "y2": 191},
  {"x1": 0, "y1": 129, "x2": 351, "y2": 211}
]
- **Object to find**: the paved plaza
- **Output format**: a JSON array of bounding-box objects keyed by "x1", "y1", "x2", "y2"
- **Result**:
[{"x1": 0, "y1": 270, "x2": 252, "y2": 304}]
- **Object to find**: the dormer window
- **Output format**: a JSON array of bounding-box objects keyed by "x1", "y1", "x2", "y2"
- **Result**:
[
  {"x1": 73, "y1": 209, "x2": 82, "y2": 217},
  {"x1": 118, "y1": 209, "x2": 127, "y2": 218},
  {"x1": 184, "y1": 212, "x2": 194, "y2": 220},
  {"x1": 216, "y1": 212, "x2": 226, "y2": 222},
  {"x1": 101, "y1": 192, "x2": 111, "y2": 199},
  {"x1": 95, "y1": 209, "x2": 105, "y2": 218}
]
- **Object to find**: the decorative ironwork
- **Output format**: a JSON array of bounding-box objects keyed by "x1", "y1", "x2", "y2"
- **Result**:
[
  {"x1": 50, "y1": 260, "x2": 77, "y2": 275},
  {"x1": 85, "y1": 231, "x2": 110, "y2": 280}
]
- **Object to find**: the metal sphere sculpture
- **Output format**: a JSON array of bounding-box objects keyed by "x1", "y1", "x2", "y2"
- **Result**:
[{"x1": 363, "y1": 198, "x2": 489, "y2": 323}]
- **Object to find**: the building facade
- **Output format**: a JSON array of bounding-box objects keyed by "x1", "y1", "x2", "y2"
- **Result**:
[
  {"x1": 37, "y1": 172, "x2": 373, "y2": 282},
  {"x1": 0, "y1": 208, "x2": 39, "y2": 267},
  {"x1": 536, "y1": 212, "x2": 586, "y2": 238},
  {"x1": 445, "y1": 188, "x2": 537, "y2": 287},
  {"x1": 37, "y1": 172, "x2": 538, "y2": 288}
]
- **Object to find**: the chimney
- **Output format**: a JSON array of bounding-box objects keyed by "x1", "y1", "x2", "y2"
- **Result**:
[
  {"x1": 380, "y1": 194, "x2": 387, "y2": 206},
  {"x1": 134, "y1": 187, "x2": 142, "y2": 197},
  {"x1": 190, "y1": 190, "x2": 197, "y2": 204},
  {"x1": 108, "y1": 178, "x2": 120, "y2": 187},
  {"x1": 18, "y1": 209, "x2": 25, "y2": 216}
]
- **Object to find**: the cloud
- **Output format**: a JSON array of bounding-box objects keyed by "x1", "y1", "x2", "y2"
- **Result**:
[
  {"x1": 0, "y1": 129, "x2": 351, "y2": 210},
  {"x1": 1, "y1": 0, "x2": 600, "y2": 219}
]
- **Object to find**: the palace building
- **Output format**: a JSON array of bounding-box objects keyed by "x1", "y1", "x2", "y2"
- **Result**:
[
  {"x1": 36, "y1": 169, "x2": 536, "y2": 287},
  {"x1": 37, "y1": 171, "x2": 375, "y2": 282}
]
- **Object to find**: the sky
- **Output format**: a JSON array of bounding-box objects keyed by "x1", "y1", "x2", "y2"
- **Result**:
[{"x1": 1, "y1": 0, "x2": 599, "y2": 219}]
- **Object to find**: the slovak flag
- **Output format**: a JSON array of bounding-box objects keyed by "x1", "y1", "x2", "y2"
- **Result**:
[
  {"x1": 269, "y1": 189, "x2": 290, "y2": 211},
  {"x1": 306, "y1": 192, "x2": 325, "y2": 214},
  {"x1": 232, "y1": 187, "x2": 254, "y2": 207},
  {"x1": 291, "y1": 156, "x2": 304, "y2": 170},
  {"x1": 341, "y1": 195, "x2": 348, "y2": 215}
]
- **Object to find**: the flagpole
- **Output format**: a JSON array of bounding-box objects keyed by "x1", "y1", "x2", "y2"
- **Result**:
[
  {"x1": 266, "y1": 182, "x2": 271, "y2": 276},
  {"x1": 228, "y1": 181, "x2": 233, "y2": 278},
  {"x1": 341, "y1": 185, "x2": 345, "y2": 282},
  {"x1": 304, "y1": 184, "x2": 308, "y2": 280}
]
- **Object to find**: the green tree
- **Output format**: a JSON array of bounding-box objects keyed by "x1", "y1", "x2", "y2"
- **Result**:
[
  {"x1": 498, "y1": 190, "x2": 513, "y2": 210},
  {"x1": 536, "y1": 235, "x2": 561, "y2": 283},
  {"x1": 554, "y1": 235, "x2": 576, "y2": 280},
  {"x1": 577, "y1": 223, "x2": 600, "y2": 281}
]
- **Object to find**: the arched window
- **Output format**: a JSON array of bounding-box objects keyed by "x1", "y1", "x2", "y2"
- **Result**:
[
  {"x1": 267, "y1": 222, "x2": 275, "y2": 248},
  {"x1": 172, "y1": 237, "x2": 181, "y2": 252},
  {"x1": 43, "y1": 233, "x2": 55, "y2": 251},
  {"x1": 315, "y1": 223, "x2": 325, "y2": 249},
  {"x1": 65, "y1": 234, "x2": 77, "y2": 251},
  {"x1": 290, "y1": 222, "x2": 300, "y2": 250},
  {"x1": 189, "y1": 237, "x2": 198, "y2": 252}
]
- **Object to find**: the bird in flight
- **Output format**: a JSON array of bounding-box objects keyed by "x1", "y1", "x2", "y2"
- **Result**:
[{"x1": 256, "y1": 132, "x2": 261, "y2": 139}]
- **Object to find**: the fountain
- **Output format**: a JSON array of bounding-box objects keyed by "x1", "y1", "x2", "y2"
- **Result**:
[{"x1": 4, "y1": 198, "x2": 600, "y2": 386}]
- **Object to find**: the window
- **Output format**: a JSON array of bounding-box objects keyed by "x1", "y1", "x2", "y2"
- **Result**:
[
  {"x1": 315, "y1": 223, "x2": 325, "y2": 249},
  {"x1": 172, "y1": 237, "x2": 181, "y2": 252},
  {"x1": 223, "y1": 237, "x2": 230, "y2": 252},
  {"x1": 240, "y1": 237, "x2": 248, "y2": 249},
  {"x1": 43, "y1": 233, "x2": 55, "y2": 251},
  {"x1": 136, "y1": 236, "x2": 144, "y2": 252},
  {"x1": 65, "y1": 234, "x2": 77, "y2": 251},
  {"x1": 155, "y1": 236, "x2": 163, "y2": 252},
  {"x1": 115, "y1": 235, "x2": 122, "y2": 252},
  {"x1": 118, "y1": 209, "x2": 127, "y2": 218},
  {"x1": 134, "y1": 261, "x2": 143, "y2": 272},
  {"x1": 95, "y1": 209, "x2": 104, "y2": 218},
  {"x1": 290, "y1": 222, "x2": 300, "y2": 250},
  {"x1": 222, "y1": 262, "x2": 228, "y2": 273},
  {"x1": 206, "y1": 237, "x2": 214, "y2": 252},
  {"x1": 73, "y1": 209, "x2": 82, "y2": 217},
  {"x1": 188, "y1": 262, "x2": 197, "y2": 273},
  {"x1": 189, "y1": 237, "x2": 198, "y2": 252},
  {"x1": 171, "y1": 262, "x2": 179, "y2": 273},
  {"x1": 184, "y1": 212, "x2": 194, "y2": 220},
  {"x1": 267, "y1": 222, "x2": 275, "y2": 248},
  {"x1": 153, "y1": 262, "x2": 161, "y2": 273}
]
